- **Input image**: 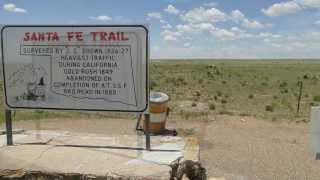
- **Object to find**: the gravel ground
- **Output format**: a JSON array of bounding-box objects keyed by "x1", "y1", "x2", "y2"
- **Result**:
[{"x1": 7, "y1": 115, "x2": 320, "y2": 180}]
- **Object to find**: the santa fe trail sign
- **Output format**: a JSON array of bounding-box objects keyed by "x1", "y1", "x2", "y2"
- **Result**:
[{"x1": 1, "y1": 25, "x2": 149, "y2": 112}]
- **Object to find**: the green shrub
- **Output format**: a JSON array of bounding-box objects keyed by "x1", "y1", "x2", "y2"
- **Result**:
[
  {"x1": 221, "y1": 99, "x2": 227, "y2": 104},
  {"x1": 209, "y1": 103, "x2": 216, "y2": 110},
  {"x1": 279, "y1": 81, "x2": 288, "y2": 88},
  {"x1": 248, "y1": 94, "x2": 254, "y2": 99},
  {"x1": 265, "y1": 105, "x2": 274, "y2": 112},
  {"x1": 177, "y1": 77, "x2": 187, "y2": 85},
  {"x1": 314, "y1": 95, "x2": 320, "y2": 102}
]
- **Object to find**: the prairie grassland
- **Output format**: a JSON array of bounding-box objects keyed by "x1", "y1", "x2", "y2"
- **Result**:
[
  {"x1": 1, "y1": 59, "x2": 320, "y2": 124},
  {"x1": 150, "y1": 59, "x2": 320, "y2": 122}
]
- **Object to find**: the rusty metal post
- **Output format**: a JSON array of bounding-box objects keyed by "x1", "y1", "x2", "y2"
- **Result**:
[
  {"x1": 5, "y1": 109, "x2": 13, "y2": 146},
  {"x1": 297, "y1": 81, "x2": 303, "y2": 114},
  {"x1": 144, "y1": 113, "x2": 151, "y2": 151}
]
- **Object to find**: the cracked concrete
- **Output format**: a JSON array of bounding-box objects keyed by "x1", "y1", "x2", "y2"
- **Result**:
[{"x1": 0, "y1": 130, "x2": 203, "y2": 179}]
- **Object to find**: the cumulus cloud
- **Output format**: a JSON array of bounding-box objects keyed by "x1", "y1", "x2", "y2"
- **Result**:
[
  {"x1": 180, "y1": 7, "x2": 265, "y2": 29},
  {"x1": 181, "y1": 7, "x2": 227, "y2": 23},
  {"x1": 164, "y1": 5, "x2": 180, "y2": 15},
  {"x1": 162, "y1": 24, "x2": 173, "y2": 29},
  {"x1": 176, "y1": 23, "x2": 216, "y2": 34},
  {"x1": 302, "y1": 0, "x2": 320, "y2": 8},
  {"x1": 89, "y1": 15, "x2": 112, "y2": 21},
  {"x1": 147, "y1": 12, "x2": 162, "y2": 19},
  {"x1": 3, "y1": 3, "x2": 27, "y2": 13},
  {"x1": 230, "y1": 10, "x2": 264, "y2": 29},
  {"x1": 162, "y1": 30, "x2": 182, "y2": 42},
  {"x1": 261, "y1": 0, "x2": 320, "y2": 17},
  {"x1": 262, "y1": 1, "x2": 302, "y2": 17}
]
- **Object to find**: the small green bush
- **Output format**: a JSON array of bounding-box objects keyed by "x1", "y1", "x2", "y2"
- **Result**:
[
  {"x1": 248, "y1": 94, "x2": 254, "y2": 99},
  {"x1": 279, "y1": 81, "x2": 288, "y2": 88},
  {"x1": 265, "y1": 105, "x2": 274, "y2": 112},
  {"x1": 209, "y1": 103, "x2": 216, "y2": 110},
  {"x1": 314, "y1": 95, "x2": 320, "y2": 102},
  {"x1": 221, "y1": 99, "x2": 227, "y2": 104}
]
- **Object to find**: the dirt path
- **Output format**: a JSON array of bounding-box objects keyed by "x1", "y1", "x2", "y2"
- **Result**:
[{"x1": 7, "y1": 115, "x2": 320, "y2": 180}]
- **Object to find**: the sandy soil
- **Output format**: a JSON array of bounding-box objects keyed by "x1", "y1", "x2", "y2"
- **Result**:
[{"x1": 7, "y1": 115, "x2": 320, "y2": 180}]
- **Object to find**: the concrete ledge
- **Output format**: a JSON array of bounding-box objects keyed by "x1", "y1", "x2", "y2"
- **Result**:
[{"x1": 0, "y1": 131, "x2": 206, "y2": 180}]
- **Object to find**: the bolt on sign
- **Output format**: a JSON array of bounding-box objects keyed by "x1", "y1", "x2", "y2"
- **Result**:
[{"x1": 1, "y1": 25, "x2": 148, "y2": 112}]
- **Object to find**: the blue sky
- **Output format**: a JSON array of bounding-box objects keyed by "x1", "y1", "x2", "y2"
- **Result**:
[{"x1": 1, "y1": 0, "x2": 320, "y2": 59}]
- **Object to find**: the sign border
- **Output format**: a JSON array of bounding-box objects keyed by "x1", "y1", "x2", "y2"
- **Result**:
[{"x1": 1, "y1": 25, "x2": 149, "y2": 112}]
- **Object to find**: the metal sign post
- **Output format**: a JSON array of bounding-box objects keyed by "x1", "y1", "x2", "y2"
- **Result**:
[
  {"x1": 144, "y1": 113, "x2": 151, "y2": 150},
  {"x1": 5, "y1": 109, "x2": 13, "y2": 145}
]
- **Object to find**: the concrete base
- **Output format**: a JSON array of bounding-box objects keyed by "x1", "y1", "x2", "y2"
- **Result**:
[{"x1": 0, "y1": 131, "x2": 205, "y2": 179}]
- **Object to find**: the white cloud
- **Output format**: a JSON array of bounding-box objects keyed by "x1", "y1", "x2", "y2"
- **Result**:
[
  {"x1": 230, "y1": 10, "x2": 264, "y2": 29},
  {"x1": 181, "y1": 7, "x2": 266, "y2": 30},
  {"x1": 203, "y1": 2, "x2": 217, "y2": 7},
  {"x1": 164, "y1": 5, "x2": 180, "y2": 15},
  {"x1": 162, "y1": 30, "x2": 182, "y2": 42},
  {"x1": 261, "y1": 1, "x2": 303, "y2": 17},
  {"x1": 291, "y1": 41, "x2": 306, "y2": 48},
  {"x1": 176, "y1": 22, "x2": 254, "y2": 41},
  {"x1": 181, "y1": 7, "x2": 227, "y2": 23},
  {"x1": 89, "y1": 15, "x2": 112, "y2": 21},
  {"x1": 153, "y1": 30, "x2": 320, "y2": 59},
  {"x1": 176, "y1": 23, "x2": 216, "y2": 34},
  {"x1": 147, "y1": 12, "x2": 162, "y2": 19},
  {"x1": 314, "y1": 20, "x2": 320, "y2": 25},
  {"x1": 3, "y1": 3, "x2": 27, "y2": 13},
  {"x1": 258, "y1": 32, "x2": 281, "y2": 39},
  {"x1": 302, "y1": 0, "x2": 320, "y2": 8},
  {"x1": 261, "y1": 0, "x2": 320, "y2": 17},
  {"x1": 160, "y1": 19, "x2": 167, "y2": 24},
  {"x1": 164, "y1": 35, "x2": 178, "y2": 42},
  {"x1": 162, "y1": 24, "x2": 172, "y2": 29},
  {"x1": 211, "y1": 28, "x2": 236, "y2": 40}
]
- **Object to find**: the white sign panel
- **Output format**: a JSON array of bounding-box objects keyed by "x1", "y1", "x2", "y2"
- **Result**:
[{"x1": 1, "y1": 25, "x2": 148, "y2": 112}]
